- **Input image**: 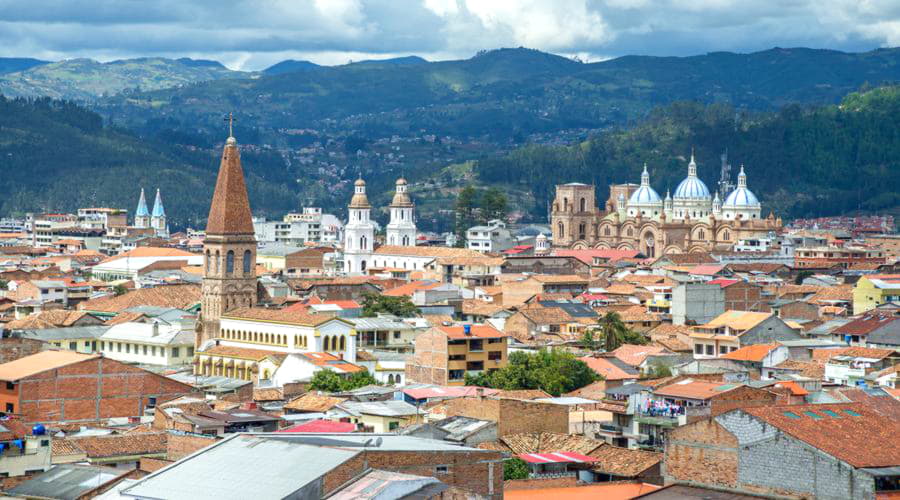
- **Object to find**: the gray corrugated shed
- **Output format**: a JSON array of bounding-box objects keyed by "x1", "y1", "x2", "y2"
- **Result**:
[
  {"x1": 19, "y1": 325, "x2": 109, "y2": 341},
  {"x1": 9, "y1": 464, "x2": 123, "y2": 500}
]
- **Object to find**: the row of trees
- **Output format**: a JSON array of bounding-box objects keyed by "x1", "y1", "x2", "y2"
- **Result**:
[{"x1": 464, "y1": 349, "x2": 599, "y2": 397}]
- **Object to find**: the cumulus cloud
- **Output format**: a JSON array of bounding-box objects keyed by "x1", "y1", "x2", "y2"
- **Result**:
[{"x1": 0, "y1": 0, "x2": 896, "y2": 69}]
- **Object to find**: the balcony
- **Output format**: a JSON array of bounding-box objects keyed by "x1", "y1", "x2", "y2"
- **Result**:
[{"x1": 595, "y1": 422, "x2": 623, "y2": 437}]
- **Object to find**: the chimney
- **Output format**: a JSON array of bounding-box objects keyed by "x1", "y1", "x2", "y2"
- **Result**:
[
  {"x1": 151, "y1": 322, "x2": 159, "y2": 337},
  {"x1": 463, "y1": 325, "x2": 471, "y2": 336}
]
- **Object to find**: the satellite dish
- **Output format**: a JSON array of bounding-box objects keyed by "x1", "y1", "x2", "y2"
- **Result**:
[{"x1": 375, "y1": 437, "x2": 383, "y2": 447}]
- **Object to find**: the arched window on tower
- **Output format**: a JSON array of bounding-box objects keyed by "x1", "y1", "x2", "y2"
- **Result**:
[
  {"x1": 578, "y1": 223, "x2": 586, "y2": 240},
  {"x1": 339, "y1": 336, "x2": 346, "y2": 351},
  {"x1": 243, "y1": 250, "x2": 252, "y2": 275},
  {"x1": 698, "y1": 229, "x2": 706, "y2": 240},
  {"x1": 226, "y1": 251, "x2": 234, "y2": 276},
  {"x1": 205, "y1": 250, "x2": 210, "y2": 272},
  {"x1": 626, "y1": 227, "x2": 633, "y2": 237},
  {"x1": 580, "y1": 198, "x2": 586, "y2": 213},
  {"x1": 214, "y1": 251, "x2": 220, "y2": 273},
  {"x1": 558, "y1": 222, "x2": 565, "y2": 239},
  {"x1": 563, "y1": 198, "x2": 569, "y2": 211},
  {"x1": 604, "y1": 226, "x2": 611, "y2": 236},
  {"x1": 360, "y1": 235, "x2": 367, "y2": 250}
]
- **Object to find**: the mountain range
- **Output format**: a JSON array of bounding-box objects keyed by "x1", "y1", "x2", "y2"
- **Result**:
[{"x1": 1, "y1": 47, "x2": 899, "y2": 228}]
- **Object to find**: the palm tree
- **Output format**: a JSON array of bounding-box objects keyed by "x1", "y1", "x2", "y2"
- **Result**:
[{"x1": 598, "y1": 312, "x2": 630, "y2": 351}]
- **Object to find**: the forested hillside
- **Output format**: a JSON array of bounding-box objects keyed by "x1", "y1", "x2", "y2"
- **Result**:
[
  {"x1": 476, "y1": 86, "x2": 900, "y2": 219},
  {"x1": 0, "y1": 97, "x2": 296, "y2": 228}
]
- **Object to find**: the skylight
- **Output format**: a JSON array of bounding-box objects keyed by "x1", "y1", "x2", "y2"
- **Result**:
[
  {"x1": 803, "y1": 411, "x2": 823, "y2": 420},
  {"x1": 783, "y1": 411, "x2": 800, "y2": 419},
  {"x1": 821, "y1": 410, "x2": 841, "y2": 418},
  {"x1": 843, "y1": 409, "x2": 861, "y2": 416}
]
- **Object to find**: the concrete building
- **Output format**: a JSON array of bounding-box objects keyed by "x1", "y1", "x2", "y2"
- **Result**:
[
  {"x1": 466, "y1": 219, "x2": 515, "y2": 253},
  {"x1": 0, "y1": 418, "x2": 51, "y2": 477},
  {"x1": 690, "y1": 311, "x2": 802, "y2": 359},
  {"x1": 853, "y1": 274, "x2": 900, "y2": 314},
  {"x1": 99, "y1": 319, "x2": 196, "y2": 367},
  {"x1": 406, "y1": 324, "x2": 508, "y2": 386},
  {"x1": 671, "y1": 283, "x2": 725, "y2": 326}
]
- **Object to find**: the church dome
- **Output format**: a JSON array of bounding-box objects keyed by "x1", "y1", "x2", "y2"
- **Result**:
[
  {"x1": 354, "y1": 178, "x2": 366, "y2": 187},
  {"x1": 723, "y1": 166, "x2": 760, "y2": 207},
  {"x1": 628, "y1": 164, "x2": 662, "y2": 205},
  {"x1": 673, "y1": 153, "x2": 711, "y2": 200}
]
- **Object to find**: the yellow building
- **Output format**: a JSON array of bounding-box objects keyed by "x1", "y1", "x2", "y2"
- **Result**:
[
  {"x1": 406, "y1": 324, "x2": 509, "y2": 386},
  {"x1": 853, "y1": 275, "x2": 900, "y2": 314}
]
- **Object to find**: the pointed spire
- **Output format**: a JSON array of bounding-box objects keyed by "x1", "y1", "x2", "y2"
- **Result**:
[
  {"x1": 738, "y1": 164, "x2": 747, "y2": 188},
  {"x1": 136, "y1": 188, "x2": 150, "y2": 218},
  {"x1": 206, "y1": 134, "x2": 255, "y2": 235},
  {"x1": 641, "y1": 163, "x2": 650, "y2": 186},
  {"x1": 688, "y1": 149, "x2": 697, "y2": 177},
  {"x1": 151, "y1": 189, "x2": 165, "y2": 217}
]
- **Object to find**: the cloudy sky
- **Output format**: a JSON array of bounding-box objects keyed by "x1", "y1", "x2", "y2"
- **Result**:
[{"x1": 2, "y1": 0, "x2": 899, "y2": 70}]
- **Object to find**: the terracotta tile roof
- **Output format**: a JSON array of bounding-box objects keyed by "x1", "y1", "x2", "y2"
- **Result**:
[
  {"x1": 741, "y1": 403, "x2": 900, "y2": 468},
  {"x1": 65, "y1": 432, "x2": 167, "y2": 459},
  {"x1": 461, "y1": 299, "x2": 507, "y2": 317},
  {"x1": 497, "y1": 432, "x2": 605, "y2": 456},
  {"x1": 103, "y1": 311, "x2": 147, "y2": 326},
  {"x1": 253, "y1": 388, "x2": 284, "y2": 402},
  {"x1": 434, "y1": 255, "x2": 504, "y2": 266},
  {"x1": 726, "y1": 263, "x2": 788, "y2": 274},
  {"x1": 720, "y1": 343, "x2": 779, "y2": 362},
  {"x1": 503, "y1": 483, "x2": 660, "y2": 499},
  {"x1": 4, "y1": 310, "x2": 98, "y2": 330},
  {"x1": 198, "y1": 345, "x2": 288, "y2": 363},
  {"x1": 708, "y1": 278, "x2": 740, "y2": 288},
  {"x1": 520, "y1": 306, "x2": 574, "y2": 325},
  {"x1": 564, "y1": 381, "x2": 609, "y2": 400},
  {"x1": 658, "y1": 253, "x2": 717, "y2": 265},
  {"x1": 206, "y1": 138, "x2": 254, "y2": 235},
  {"x1": 222, "y1": 306, "x2": 333, "y2": 326},
  {"x1": 531, "y1": 274, "x2": 589, "y2": 284},
  {"x1": 806, "y1": 284, "x2": 853, "y2": 305},
  {"x1": 616, "y1": 305, "x2": 662, "y2": 323},
  {"x1": 650, "y1": 337, "x2": 692, "y2": 353},
  {"x1": 773, "y1": 359, "x2": 825, "y2": 379},
  {"x1": 283, "y1": 393, "x2": 347, "y2": 412},
  {"x1": 579, "y1": 356, "x2": 639, "y2": 381},
  {"x1": 0, "y1": 419, "x2": 29, "y2": 442},
  {"x1": 374, "y1": 245, "x2": 486, "y2": 259},
  {"x1": 648, "y1": 323, "x2": 694, "y2": 337},
  {"x1": 553, "y1": 249, "x2": 640, "y2": 265},
  {"x1": 79, "y1": 284, "x2": 200, "y2": 313},
  {"x1": 604, "y1": 283, "x2": 639, "y2": 296},
  {"x1": 383, "y1": 280, "x2": 441, "y2": 297},
  {"x1": 590, "y1": 444, "x2": 662, "y2": 477},
  {"x1": 776, "y1": 284, "x2": 823, "y2": 298},
  {"x1": 295, "y1": 352, "x2": 364, "y2": 373},
  {"x1": 770, "y1": 381, "x2": 809, "y2": 396},
  {"x1": 689, "y1": 264, "x2": 726, "y2": 276},
  {"x1": 493, "y1": 389, "x2": 552, "y2": 400},
  {"x1": 610, "y1": 344, "x2": 672, "y2": 367},
  {"x1": 833, "y1": 314, "x2": 898, "y2": 336},
  {"x1": 652, "y1": 379, "x2": 744, "y2": 401},
  {"x1": 437, "y1": 324, "x2": 507, "y2": 339},
  {"x1": 813, "y1": 346, "x2": 896, "y2": 362},
  {"x1": 620, "y1": 274, "x2": 671, "y2": 286},
  {"x1": 52, "y1": 438, "x2": 86, "y2": 457},
  {"x1": 0, "y1": 351, "x2": 97, "y2": 381}
]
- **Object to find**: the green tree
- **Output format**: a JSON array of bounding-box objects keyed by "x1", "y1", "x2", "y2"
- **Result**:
[
  {"x1": 360, "y1": 293, "x2": 419, "y2": 318},
  {"x1": 455, "y1": 185, "x2": 479, "y2": 244},
  {"x1": 309, "y1": 370, "x2": 345, "y2": 392},
  {"x1": 595, "y1": 312, "x2": 647, "y2": 351},
  {"x1": 642, "y1": 361, "x2": 673, "y2": 379},
  {"x1": 503, "y1": 458, "x2": 530, "y2": 480},
  {"x1": 464, "y1": 349, "x2": 599, "y2": 396},
  {"x1": 309, "y1": 369, "x2": 379, "y2": 393},
  {"x1": 0, "y1": 279, "x2": 8, "y2": 291},
  {"x1": 580, "y1": 328, "x2": 599, "y2": 351},
  {"x1": 480, "y1": 187, "x2": 508, "y2": 222},
  {"x1": 113, "y1": 284, "x2": 129, "y2": 296},
  {"x1": 794, "y1": 270, "x2": 813, "y2": 285}
]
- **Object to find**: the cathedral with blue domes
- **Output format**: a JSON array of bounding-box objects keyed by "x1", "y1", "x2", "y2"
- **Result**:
[{"x1": 551, "y1": 152, "x2": 781, "y2": 256}]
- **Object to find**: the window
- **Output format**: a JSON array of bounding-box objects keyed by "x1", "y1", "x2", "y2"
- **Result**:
[
  {"x1": 143, "y1": 345, "x2": 148, "y2": 355},
  {"x1": 152, "y1": 346, "x2": 157, "y2": 356},
  {"x1": 243, "y1": 249, "x2": 252, "y2": 275},
  {"x1": 388, "y1": 421, "x2": 400, "y2": 431},
  {"x1": 5, "y1": 382, "x2": 13, "y2": 390},
  {"x1": 558, "y1": 222, "x2": 564, "y2": 239},
  {"x1": 488, "y1": 351, "x2": 502, "y2": 361},
  {"x1": 4, "y1": 403, "x2": 12, "y2": 413},
  {"x1": 719, "y1": 346, "x2": 728, "y2": 354},
  {"x1": 69, "y1": 342, "x2": 77, "y2": 350},
  {"x1": 187, "y1": 347, "x2": 194, "y2": 357},
  {"x1": 100, "y1": 341, "x2": 105, "y2": 350},
  {"x1": 117, "y1": 342, "x2": 122, "y2": 352},
  {"x1": 40, "y1": 440, "x2": 49, "y2": 447},
  {"x1": 91, "y1": 341, "x2": 97, "y2": 352},
  {"x1": 205, "y1": 250, "x2": 211, "y2": 272},
  {"x1": 705, "y1": 345, "x2": 714, "y2": 355},
  {"x1": 226, "y1": 250, "x2": 235, "y2": 275},
  {"x1": 694, "y1": 344, "x2": 703, "y2": 354},
  {"x1": 435, "y1": 466, "x2": 449, "y2": 474},
  {"x1": 126, "y1": 344, "x2": 131, "y2": 353},
  {"x1": 393, "y1": 331, "x2": 401, "y2": 339}
]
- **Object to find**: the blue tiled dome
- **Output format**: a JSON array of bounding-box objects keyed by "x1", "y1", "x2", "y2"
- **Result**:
[{"x1": 674, "y1": 176, "x2": 711, "y2": 199}]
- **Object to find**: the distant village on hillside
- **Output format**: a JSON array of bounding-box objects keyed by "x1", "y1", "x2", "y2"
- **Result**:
[{"x1": 0, "y1": 132, "x2": 898, "y2": 499}]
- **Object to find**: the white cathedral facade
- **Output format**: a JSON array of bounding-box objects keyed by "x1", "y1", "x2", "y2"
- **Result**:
[{"x1": 343, "y1": 178, "x2": 417, "y2": 275}]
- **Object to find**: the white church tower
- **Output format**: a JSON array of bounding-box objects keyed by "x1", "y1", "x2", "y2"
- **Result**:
[
  {"x1": 150, "y1": 188, "x2": 169, "y2": 237},
  {"x1": 386, "y1": 178, "x2": 417, "y2": 246},
  {"x1": 343, "y1": 179, "x2": 375, "y2": 275},
  {"x1": 135, "y1": 188, "x2": 150, "y2": 228}
]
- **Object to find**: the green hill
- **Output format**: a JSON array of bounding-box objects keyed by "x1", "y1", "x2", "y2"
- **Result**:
[
  {"x1": 0, "y1": 96, "x2": 297, "y2": 228},
  {"x1": 101, "y1": 47, "x2": 900, "y2": 142},
  {"x1": 475, "y1": 86, "x2": 900, "y2": 220},
  {"x1": 0, "y1": 57, "x2": 253, "y2": 100}
]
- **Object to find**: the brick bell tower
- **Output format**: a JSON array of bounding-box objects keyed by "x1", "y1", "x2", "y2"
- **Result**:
[{"x1": 197, "y1": 118, "x2": 257, "y2": 351}]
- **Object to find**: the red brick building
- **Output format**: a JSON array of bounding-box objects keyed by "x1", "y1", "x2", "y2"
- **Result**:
[
  {"x1": 0, "y1": 351, "x2": 194, "y2": 424},
  {"x1": 709, "y1": 279, "x2": 770, "y2": 312}
]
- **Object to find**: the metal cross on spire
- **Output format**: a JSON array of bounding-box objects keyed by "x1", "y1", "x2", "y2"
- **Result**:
[{"x1": 224, "y1": 112, "x2": 236, "y2": 137}]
